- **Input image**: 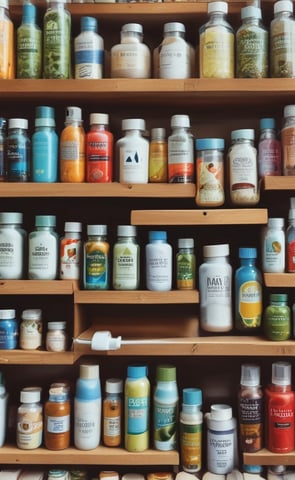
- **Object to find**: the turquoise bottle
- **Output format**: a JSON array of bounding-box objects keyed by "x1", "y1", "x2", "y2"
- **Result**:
[{"x1": 31, "y1": 106, "x2": 58, "y2": 182}]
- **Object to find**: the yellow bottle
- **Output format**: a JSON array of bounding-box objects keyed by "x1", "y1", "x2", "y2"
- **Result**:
[
  {"x1": 0, "y1": 0, "x2": 14, "y2": 79},
  {"x1": 149, "y1": 128, "x2": 168, "y2": 183}
]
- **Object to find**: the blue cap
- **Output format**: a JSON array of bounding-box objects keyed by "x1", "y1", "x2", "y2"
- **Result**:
[
  {"x1": 22, "y1": 2, "x2": 36, "y2": 23},
  {"x1": 35, "y1": 215, "x2": 56, "y2": 227},
  {"x1": 195, "y1": 138, "x2": 224, "y2": 150},
  {"x1": 260, "y1": 118, "x2": 275, "y2": 130},
  {"x1": 183, "y1": 387, "x2": 202, "y2": 406},
  {"x1": 231, "y1": 129, "x2": 255, "y2": 141},
  {"x1": 239, "y1": 247, "x2": 257, "y2": 259},
  {"x1": 35, "y1": 106, "x2": 56, "y2": 127},
  {"x1": 148, "y1": 231, "x2": 167, "y2": 242},
  {"x1": 81, "y1": 16, "x2": 98, "y2": 32},
  {"x1": 127, "y1": 365, "x2": 148, "y2": 378}
]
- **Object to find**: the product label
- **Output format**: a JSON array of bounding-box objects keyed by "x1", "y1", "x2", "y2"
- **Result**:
[
  {"x1": 237, "y1": 32, "x2": 268, "y2": 78},
  {"x1": 28, "y1": 233, "x2": 57, "y2": 280},
  {"x1": 43, "y1": 11, "x2": 70, "y2": 78},
  {"x1": 258, "y1": 139, "x2": 281, "y2": 176},
  {"x1": 238, "y1": 280, "x2": 262, "y2": 328},
  {"x1": 47, "y1": 414, "x2": 70, "y2": 434},
  {"x1": 229, "y1": 144, "x2": 259, "y2": 205},
  {"x1": 7, "y1": 139, "x2": 30, "y2": 180},
  {"x1": 200, "y1": 29, "x2": 234, "y2": 78},
  {"x1": 159, "y1": 38, "x2": 191, "y2": 78},
  {"x1": 0, "y1": 322, "x2": 18, "y2": 349},
  {"x1": 86, "y1": 135, "x2": 113, "y2": 183},
  {"x1": 120, "y1": 144, "x2": 149, "y2": 183},
  {"x1": 271, "y1": 28, "x2": 295, "y2": 77},
  {"x1": 60, "y1": 237, "x2": 81, "y2": 280},
  {"x1": 104, "y1": 415, "x2": 121, "y2": 437},
  {"x1": 207, "y1": 428, "x2": 235, "y2": 474},
  {"x1": 84, "y1": 242, "x2": 109, "y2": 289},
  {"x1": 113, "y1": 244, "x2": 138, "y2": 289},
  {"x1": 75, "y1": 46, "x2": 103, "y2": 79},
  {"x1": 111, "y1": 48, "x2": 150, "y2": 78},
  {"x1": 177, "y1": 253, "x2": 195, "y2": 289},
  {"x1": 17, "y1": 28, "x2": 42, "y2": 78},
  {"x1": 263, "y1": 233, "x2": 284, "y2": 272},
  {"x1": 60, "y1": 141, "x2": 79, "y2": 162},
  {"x1": 154, "y1": 401, "x2": 178, "y2": 450},
  {"x1": 180, "y1": 423, "x2": 202, "y2": 472},
  {"x1": 205, "y1": 274, "x2": 231, "y2": 301},
  {"x1": 288, "y1": 238, "x2": 295, "y2": 271},
  {"x1": 0, "y1": 230, "x2": 23, "y2": 278},
  {"x1": 196, "y1": 150, "x2": 224, "y2": 206},
  {"x1": 127, "y1": 396, "x2": 149, "y2": 434},
  {"x1": 20, "y1": 320, "x2": 42, "y2": 350},
  {"x1": 17, "y1": 411, "x2": 43, "y2": 449},
  {"x1": 239, "y1": 397, "x2": 263, "y2": 452},
  {"x1": 268, "y1": 399, "x2": 295, "y2": 452},
  {"x1": 74, "y1": 400, "x2": 100, "y2": 447},
  {"x1": 168, "y1": 138, "x2": 194, "y2": 183},
  {"x1": 265, "y1": 307, "x2": 291, "y2": 341}
]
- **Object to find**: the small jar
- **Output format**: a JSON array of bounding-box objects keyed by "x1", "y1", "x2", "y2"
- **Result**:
[
  {"x1": 44, "y1": 385, "x2": 71, "y2": 450},
  {"x1": 46, "y1": 321, "x2": 67, "y2": 352},
  {"x1": 195, "y1": 138, "x2": 225, "y2": 207},
  {"x1": 0, "y1": 309, "x2": 18, "y2": 349},
  {"x1": 264, "y1": 293, "x2": 291, "y2": 341},
  {"x1": 16, "y1": 386, "x2": 43, "y2": 449},
  {"x1": 20, "y1": 308, "x2": 42, "y2": 350}
]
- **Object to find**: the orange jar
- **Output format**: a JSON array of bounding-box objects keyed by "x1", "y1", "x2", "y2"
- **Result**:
[
  {"x1": 44, "y1": 385, "x2": 71, "y2": 450},
  {"x1": 60, "y1": 106, "x2": 85, "y2": 183}
]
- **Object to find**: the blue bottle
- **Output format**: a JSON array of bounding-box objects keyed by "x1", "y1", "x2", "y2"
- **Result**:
[
  {"x1": 31, "y1": 106, "x2": 58, "y2": 182},
  {"x1": 6, "y1": 118, "x2": 30, "y2": 182}
]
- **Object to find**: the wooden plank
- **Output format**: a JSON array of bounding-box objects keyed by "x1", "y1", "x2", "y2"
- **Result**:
[
  {"x1": 0, "y1": 351, "x2": 74, "y2": 365},
  {"x1": 264, "y1": 176, "x2": 295, "y2": 190},
  {"x1": 0, "y1": 280, "x2": 74, "y2": 295},
  {"x1": 74, "y1": 289, "x2": 199, "y2": 304},
  {"x1": 264, "y1": 273, "x2": 295, "y2": 287},
  {"x1": 244, "y1": 449, "x2": 295, "y2": 466}
]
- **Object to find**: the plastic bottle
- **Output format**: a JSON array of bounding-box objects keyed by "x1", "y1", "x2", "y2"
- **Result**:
[
  {"x1": 148, "y1": 127, "x2": 168, "y2": 183},
  {"x1": 6, "y1": 118, "x2": 30, "y2": 182},
  {"x1": 262, "y1": 217, "x2": 285, "y2": 273},
  {"x1": 43, "y1": 0, "x2": 71, "y2": 79},
  {"x1": 238, "y1": 364, "x2": 263, "y2": 453},
  {"x1": 0, "y1": 0, "x2": 14, "y2": 79},
  {"x1": 48, "y1": 471, "x2": 69, "y2": 480},
  {"x1": 179, "y1": 387, "x2": 203, "y2": 473},
  {"x1": 20, "y1": 308, "x2": 43, "y2": 350},
  {"x1": 0, "y1": 372, "x2": 8, "y2": 447},
  {"x1": 74, "y1": 364, "x2": 102, "y2": 450},
  {"x1": 153, "y1": 364, "x2": 178, "y2": 451},
  {"x1": 83, "y1": 224, "x2": 109, "y2": 290},
  {"x1": 281, "y1": 104, "x2": 295, "y2": 175},
  {"x1": 265, "y1": 361, "x2": 295, "y2": 452},
  {"x1": 258, "y1": 118, "x2": 282, "y2": 177},
  {"x1": 86, "y1": 113, "x2": 113, "y2": 183},
  {"x1": 28, "y1": 215, "x2": 59, "y2": 280},
  {"x1": 74, "y1": 16, "x2": 104, "y2": 79},
  {"x1": 46, "y1": 321, "x2": 68, "y2": 352},
  {"x1": 111, "y1": 23, "x2": 151, "y2": 78},
  {"x1": 117, "y1": 118, "x2": 149, "y2": 184},
  {"x1": 112, "y1": 225, "x2": 140, "y2": 290},
  {"x1": 103, "y1": 378, "x2": 123, "y2": 447},
  {"x1": 270, "y1": 0, "x2": 295, "y2": 78},
  {"x1": 0, "y1": 117, "x2": 6, "y2": 181},
  {"x1": 199, "y1": 243, "x2": 232, "y2": 332},
  {"x1": 0, "y1": 212, "x2": 26, "y2": 279},
  {"x1": 176, "y1": 238, "x2": 196, "y2": 290},
  {"x1": 286, "y1": 208, "x2": 295, "y2": 271},
  {"x1": 60, "y1": 221, "x2": 82, "y2": 280},
  {"x1": 44, "y1": 384, "x2": 71, "y2": 450},
  {"x1": 31, "y1": 106, "x2": 59, "y2": 182},
  {"x1": 145, "y1": 230, "x2": 172, "y2": 291},
  {"x1": 168, "y1": 114, "x2": 194, "y2": 184},
  {"x1": 125, "y1": 364, "x2": 150, "y2": 452},
  {"x1": 16, "y1": 2, "x2": 42, "y2": 79},
  {"x1": 60, "y1": 106, "x2": 86, "y2": 183},
  {"x1": 264, "y1": 293, "x2": 291, "y2": 341},
  {"x1": 199, "y1": 1, "x2": 234, "y2": 78},
  {"x1": 195, "y1": 138, "x2": 225, "y2": 207},
  {"x1": 17, "y1": 387, "x2": 43, "y2": 450},
  {"x1": 0, "y1": 309, "x2": 18, "y2": 349}
]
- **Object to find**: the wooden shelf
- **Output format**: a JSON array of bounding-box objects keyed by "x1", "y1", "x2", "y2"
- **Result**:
[
  {"x1": 264, "y1": 273, "x2": 295, "y2": 287},
  {"x1": 0, "y1": 280, "x2": 74, "y2": 295},
  {"x1": 0, "y1": 350, "x2": 74, "y2": 365},
  {"x1": 244, "y1": 449, "x2": 295, "y2": 466},
  {"x1": 74, "y1": 289, "x2": 199, "y2": 304},
  {"x1": 264, "y1": 176, "x2": 295, "y2": 190}
]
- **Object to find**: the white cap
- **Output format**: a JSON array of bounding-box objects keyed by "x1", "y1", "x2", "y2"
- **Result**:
[
  {"x1": 164, "y1": 22, "x2": 185, "y2": 33},
  {"x1": 203, "y1": 243, "x2": 229, "y2": 257},
  {"x1": 284, "y1": 104, "x2": 295, "y2": 118},
  {"x1": 210, "y1": 404, "x2": 232, "y2": 420},
  {"x1": 117, "y1": 225, "x2": 137, "y2": 237},
  {"x1": 65, "y1": 106, "x2": 82, "y2": 123},
  {"x1": 0, "y1": 212, "x2": 23, "y2": 224},
  {"x1": 0, "y1": 309, "x2": 15, "y2": 319},
  {"x1": 289, "y1": 208, "x2": 295, "y2": 221},
  {"x1": 47, "y1": 321, "x2": 66, "y2": 330},
  {"x1": 90, "y1": 113, "x2": 109, "y2": 125},
  {"x1": 64, "y1": 221, "x2": 82, "y2": 232},
  {"x1": 87, "y1": 224, "x2": 107, "y2": 236},
  {"x1": 21, "y1": 309, "x2": 42, "y2": 321},
  {"x1": 105, "y1": 378, "x2": 123, "y2": 394},
  {"x1": 208, "y1": 1, "x2": 228, "y2": 14},
  {"x1": 121, "y1": 23, "x2": 143, "y2": 34},
  {"x1": 20, "y1": 387, "x2": 41, "y2": 403},
  {"x1": 80, "y1": 364, "x2": 99, "y2": 379},
  {"x1": 171, "y1": 114, "x2": 190, "y2": 128},
  {"x1": 267, "y1": 217, "x2": 284, "y2": 228},
  {"x1": 91, "y1": 331, "x2": 121, "y2": 350},
  {"x1": 241, "y1": 6, "x2": 262, "y2": 19},
  {"x1": 274, "y1": 0, "x2": 293, "y2": 14},
  {"x1": 8, "y1": 118, "x2": 28, "y2": 130},
  {"x1": 122, "y1": 118, "x2": 145, "y2": 132},
  {"x1": 178, "y1": 238, "x2": 194, "y2": 248}
]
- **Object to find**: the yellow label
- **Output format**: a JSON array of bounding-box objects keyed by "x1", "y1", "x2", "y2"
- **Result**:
[
  {"x1": 200, "y1": 28, "x2": 234, "y2": 78},
  {"x1": 239, "y1": 281, "x2": 262, "y2": 327}
]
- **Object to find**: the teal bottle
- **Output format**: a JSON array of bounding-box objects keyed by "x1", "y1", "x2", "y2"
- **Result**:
[
  {"x1": 32, "y1": 106, "x2": 58, "y2": 182},
  {"x1": 17, "y1": 2, "x2": 42, "y2": 79}
]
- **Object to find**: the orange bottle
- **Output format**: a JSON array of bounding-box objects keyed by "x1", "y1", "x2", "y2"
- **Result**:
[
  {"x1": 0, "y1": 0, "x2": 14, "y2": 79},
  {"x1": 44, "y1": 385, "x2": 71, "y2": 450},
  {"x1": 103, "y1": 378, "x2": 123, "y2": 447},
  {"x1": 60, "y1": 106, "x2": 85, "y2": 182},
  {"x1": 86, "y1": 113, "x2": 113, "y2": 183}
]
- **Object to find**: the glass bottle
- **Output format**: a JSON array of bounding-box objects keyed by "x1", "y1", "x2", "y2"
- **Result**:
[
  {"x1": 258, "y1": 118, "x2": 282, "y2": 177},
  {"x1": 0, "y1": 117, "x2": 6, "y2": 181},
  {"x1": 262, "y1": 217, "x2": 285, "y2": 273},
  {"x1": 148, "y1": 127, "x2": 168, "y2": 183},
  {"x1": 112, "y1": 225, "x2": 140, "y2": 290},
  {"x1": 6, "y1": 118, "x2": 30, "y2": 182},
  {"x1": 74, "y1": 16, "x2": 104, "y2": 79},
  {"x1": 31, "y1": 105, "x2": 58, "y2": 182},
  {"x1": 281, "y1": 104, "x2": 295, "y2": 175},
  {"x1": 168, "y1": 114, "x2": 194, "y2": 184},
  {"x1": 176, "y1": 238, "x2": 196, "y2": 290},
  {"x1": 17, "y1": 2, "x2": 42, "y2": 79},
  {"x1": 86, "y1": 113, "x2": 113, "y2": 183},
  {"x1": 117, "y1": 118, "x2": 149, "y2": 184},
  {"x1": 264, "y1": 293, "x2": 291, "y2": 341},
  {"x1": 60, "y1": 106, "x2": 85, "y2": 183},
  {"x1": 83, "y1": 224, "x2": 109, "y2": 290},
  {"x1": 270, "y1": 0, "x2": 295, "y2": 78},
  {"x1": 0, "y1": 0, "x2": 14, "y2": 79},
  {"x1": 103, "y1": 378, "x2": 123, "y2": 447},
  {"x1": 28, "y1": 215, "x2": 59, "y2": 280}
]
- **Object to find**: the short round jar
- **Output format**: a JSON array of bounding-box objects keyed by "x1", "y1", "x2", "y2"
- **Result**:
[
  {"x1": 20, "y1": 308, "x2": 42, "y2": 350},
  {"x1": 46, "y1": 321, "x2": 67, "y2": 352}
]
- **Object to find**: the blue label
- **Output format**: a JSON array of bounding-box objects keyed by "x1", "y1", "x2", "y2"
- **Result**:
[
  {"x1": 0, "y1": 320, "x2": 18, "y2": 349},
  {"x1": 75, "y1": 49, "x2": 103, "y2": 64},
  {"x1": 127, "y1": 396, "x2": 149, "y2": 434}
]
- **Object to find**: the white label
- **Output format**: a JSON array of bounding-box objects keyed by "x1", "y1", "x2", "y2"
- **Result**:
[
  {"x1": 74, "y1": 399, "x2": 101, "y2": 449},
  {"x1": 0, "y1": 229, "x2": 24, "y2": 279},
  {"x1": 119, "y1": 138, "x2": 149, "y2": 183},
  {"x1": 207, "y1": 428, "x2": 235, "y2": 474},
  {"x1": 113, "y1": 243, "x2": 139, "y2": 289},
  {"x1": 146, "y1": 244, "x2": 172, "y2": 291},
  {"x1": 28, "y1": 232, "x2": 58, "y2": 279},
  {"x1": 159, "y1": 38, "x2": 191, "y2": 79},
  {"x1": 46, "y1": 414, "x2": 70, "y2": 434},
  {"x1": 111, "y1": 45, "x2": 150, "y2": 78}
]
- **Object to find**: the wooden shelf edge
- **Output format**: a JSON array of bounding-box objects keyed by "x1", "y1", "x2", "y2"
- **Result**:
[
  {"x1": 0, "y1": 351, "x2": 74, "y2": 365},
  {"x1": 264, "y1": 273, "x2": 295, "y2": 287},
  {"x1": 264, "y1": 176, "x2": 295, "y2": 191},
  {"x1": 74, "y1": 289, "x2": 199, "y2": 304},
  {"x1": 244, "y1": 448, "x2": 295, "y2": 466},
  {"x1": 0, "y1": 280, "x2": 74, "y2": 295}
]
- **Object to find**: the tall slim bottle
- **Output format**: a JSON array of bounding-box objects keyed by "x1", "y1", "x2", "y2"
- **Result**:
[
  {"x1": 17, "y1": 2, "x2": 42, "y2": 79},
  {"x1": 0, "y1": 0, "x2": 14, "y2": 79}
]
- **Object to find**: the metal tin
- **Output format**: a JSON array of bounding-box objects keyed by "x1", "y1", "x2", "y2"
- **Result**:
[{"x1": 0, "y1": 309, "x2": 18, "y2": 349}]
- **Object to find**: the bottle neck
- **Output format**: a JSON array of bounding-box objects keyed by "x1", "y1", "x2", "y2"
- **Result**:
[
  {"x1": 242, "y1": 17, "x2": 260, "y2": 26},
  {"x1": 91, "y1": 124, "x2": 107, "y2": 131},
  {"x1": 121, "y1": 31, "x2": 143, "y2": 44},
  {"x1": 275, "y1": 11, "x2": 292, "y2": 19},
  {"x1": 164, "y1": 31, "x2": 185, "y2": 39},
  {"x1": 260, "y1": 128, "x2": 276, "y2": 140},
  {"x1": 232, "y1": 138, "x2": 254, "y2": 146},
  {"x1": 240, "y1": 258, "x2": 256, "y2": 266}
]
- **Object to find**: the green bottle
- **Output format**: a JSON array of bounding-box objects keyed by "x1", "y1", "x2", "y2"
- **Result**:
[
  {"x1": 264, "y1": 293, "x2": 291, "y2": 341},
  {"x1": 17, "y1": 3, "x2": 42, "y2": 79}
]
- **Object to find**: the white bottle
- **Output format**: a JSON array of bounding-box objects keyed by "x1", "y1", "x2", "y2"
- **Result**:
[
  {"x1": 262, "y1": 217, "x2": 285, "y2": 273},
  {"x1": 117, "y1": 118, "x2": 149, "y2": 184},
  {"x1": 168, "y1": 114, "x2": 194, "y2": 183},
  {"x1": 111, "y1": 23, "x2": 151, "y2": 78},
  {"x1": 145, "y1": 230, "x2": 172, "y2": 291},
  {"x1": 112, "y1": 225, "x2": 140, "y2": 290},
  {"x1": 60, "y1": 221, "x2": 82, "y2": 280},
  {"x1": 74, "y1": 16, "x2": 104, "y2": 79},
  {"x1": 0, "y1": 372, "x2": 8, "y2": 447},
  {"x1": 74, "y1": 364, "x2": 102, "y2": 450},
  {"x1": 28, "y1": 215, "x2": 59, "y2": 280},
  {"x1": 0, "y1": 212, "x2": 26, "y2": 279}
]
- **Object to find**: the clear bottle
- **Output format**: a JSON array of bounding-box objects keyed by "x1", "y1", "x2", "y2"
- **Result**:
[
  {"x1": 180, "y1": 387, "x2": 203, "y2": 473},
  {"x1": 44, "y1": 384, "x2": 71, "y2": 450},
  {"x1": 86, "y1": 113, "x2": 113, "y2": 183},
  {"x1": 31, "y1": 106, "x2": 59, "y2": 182},
  {"x1": 60, "y1": 106, "x2": 86, "y2": 183},
  {"x1": 117, "y1": 118, "x2": 149, "y2": 184},
  {"x1": 176, "y1": 238, "x2": 196, "y2": 290},
  {"x1": 270, "y1": 0, "x2": 295, "y2": 78},
  {"x1": 0, "y1": 117, "x2": 6, "y2": 181},
  {"x1": 199, "y1": 244, "x2": 232, "y2": 332},
  {"x1": 43, "y1": 0, "x2": 71, "y2": 79},
  {"x1": 20, "y1": 308, "x2": 42, "y2": 350},
  {"x1": 236, "y1": 6, "x2": 268, "y2": 78},
  {"x1": 0, "y1": 0, "x2": 14, "y2": 79},
  {"x1": 148, "y1": 127, "x2": 168, "y2": 183},
  {"x1": 60, "y1": 221, "x2": 82, "y2": 280},
  {"x1": 103, "y1": 378, "x2": 123, "y2": 447},
  {"x1": 228, "y1": 129, "x2": 260, "y2": 206},
  {"x1": 6, "y1": 118, "x2": 30, "y2": 182},
  {"x1": 199, "y1": 1, "x2": 234, "y2": 78},
  {"x1": 28, "y1": 215, "x2": 59, "y2": 280},
  {"x1": 74, "y1": 16, "x2": 104, "y2": 79},
  {"x1": 281, "y1": 104, "x2": 295, "y2": 175},
  {"x1": 83, "y1": 224, "x2": 109, "y2": 290},
  {"x1": 112, "y1": 225, "x2": 140, "y2": 290},
  {"x1": 258, "y1": 118, "x2": 282, "y2": 177},
  {"x1": 16, "y1": 2, "x2": 42, "y2": 79},
  {"x1": 0, "y1": 211, "x2": 26, "y2": 279},
  {"x1": 17, "y1": 387, "x2": 43, "y2": 450},
  {"x1": 262, "y1": 217, "x2": 285, "y2": 273},
  {"x1": 145, "y1": 230, "x2": 172, "y2": 291},
  {"x1": 168, "y1": 114, "x2": 194, "y2": 184},
  {"x1": 264, "y1": 293, "x2": 291, "y2": 341},
  {"x1": 195, "y1": 137, "x2": 225, "y2": 207},
  {"x1": 0, "y1": 371, "x2": 8, "y2": 447},
  {"x1": 111, "y1": 23, "x2": 151, "y2": 78},
  {"x1": 286, "y1": 208, "x2": 295, "y2": 271}
]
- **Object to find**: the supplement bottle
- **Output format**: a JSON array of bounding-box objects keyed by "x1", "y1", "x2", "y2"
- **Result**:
[
  {"x1": 270, "y1": 0, "x2": 295, "y2": 78},
  {"x1": 199, "y1": 244, "x2": 232, "y2": 332},
  {"x1": 235, "y1": 247, "x2": 263, "y2": 333},
  {"x1": 262, "y1": 217, "x2": 285, "y2": 273},
  {"x1": 0, "y1": 309, "x2": 18, "y2": 349},
  {"x1": 16, "y1": 2, "x2": 41, "y2": 79},
  {"x1": 180, "y1": 387, "x2": 203, "y2": 473},
  {"x1": 83, "y1": 224, "x2": 109, "y2": 290},
  {"x1": 125, "y1": 364, "x2": 150, "y2": 452},
  {"x1": 264, "y1": 293, "x2": 291, "y2": 341},
  {"x1": 0, "y1": 0, "x2": 14, "y2": 79},
  {"x1": 103, "y1": 378, "x2": 123, "y2": 447},
  {"x1": 74, "y1": 364, "x2": 101, "y2": 450},
  {"x1": 258, "y1": 118, "x2": 282, "y2": 177},
  {"x1": 228, "y1": 129, "x2": 259, "y2": 206},
  {"x1": 74, "y1": 16, "x2": 104, "y2": 79},
  {"x1": 176, "y1": 238, "x2": 196, "y2": 290},
  {"x1": 168, "y1": 114, "x2": 194, "y2": 184},
  {"x1": 44, "y1": 385, "x2": 71, "y2": 450},
  {"x1": 281, "y1": 104, "x2": 295, "y2": 175},
  {"x1": 31, "y1": 106, "x2": 59, "y2": 182},
  {"x1": 60, "y1": 221, "x2": 82, "y2": 280},
  {"x1": 17, "y1": 387, "x2": 43, "y2": 450},
  {"x1": 117, "y1": 118, "x2": 149, "y2": 184},
  {"x1": 265, "y1": 361, "x2": 295, "y2": 452},
  {"x1": 0, "y1": 117, "x2": 6, "y2": 181},
  {"x1": 48, "y1": 471, "x2": 69, "y2": 480},
  {"x1": 60, "y1": 106, "x2": 86, "y2": 183},
  {"x1": 111, "y1": 23, "x2": 151, "y2": 78},
  {"x1": 43, "y1": 0, "x2": 71, "y2": 79},
  {"x1": 46, "y1": 321, "x2": 68, "y2": 352},
  {"x1": 145, "y1": 230, "x2": 172, "y2": 291},
  {"x1": 153, "y1": 364, "x2": 179, "y2": 451},
  {"x1": 195, "y1": 138, "x2": 225, "y2": 207},
  {"x1": 86, "y1": 113, "x2": 113, "y2": 183},
  {"x1": 199, "y1": 1, "x2": 234, "y2": 78},
  {"x1": 20, "y1": 308, "x2": 42, "y2": 350},
  {"x1": 0, "y1": 372, "x2": 8, "y2": 447},
  {"x1": 236, "y1": 6, "x2": 268, "y2": 78},
  {"x1": 0, "y1": 211, "x2": 26, "y2": 279},
  {"x1": 6, "y1": 118, "x2": 30, "y2": 182},
  {"x1": 28, "y1": 215, "x2": 59, "y2": 280},
  {"x1": 287, "y1": 208, "x2": 295, "y2": 271},
  {"x1": 112, "y1": 225, "x2": 140, "y2": 290},
  {"x1": 238, "y1": 364, "x2": 263, "y2": 453},
  {"x1": 148, "y1": 127, "x2": 168, "y2": 183}
]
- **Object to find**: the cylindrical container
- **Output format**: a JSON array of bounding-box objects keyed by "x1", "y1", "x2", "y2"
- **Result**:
[
  {"x1": 0, "y1": 212, "x2": 26, "y2": 279},
  {"x1": 180, "y1": 387, "x2": 203, "y2": 473},
  {"x1": 270, "y1": 0, "x2": 295, "y2": 78},
  {"x1": 0, "y1": 117, "x2": 6, "y2": 181},
  {"x1": 47, "y1": 471, "x2": 69, "y2": 480},
  {"x1": 0, "y1": 0, "x2": 14, "y2": 79},
  {"x1": 264, "y1": 293, "x2": 291, "y2": 341},
  {"x1": 195, "y1": 138, "x2": 225, "y2": 207},
  {"x1": 199, "y1": 244, "x2": 232, "y2": 332},
  {"x1": 262, "y1": 217, "x2": 285, "y2": 273},
  {"x1": 86, "y1": 113, "x2": 113, "y2": 183},
  {"x1": 83, "y1": 224, "x2": 109, "y2": 290},
  {"x1": 31, "y1": 105, "x2": 58, "y2": 182},
  {"x1": 99, "y1": 472, "x2": 120, "y2": 480},
  {"x1": 74, "y1": 364, "x2": 101, "y2": 450},
  {"x1": 168, "y1": 114, "x2": 194, "y2": 184},
  {"x1": 281, "y1": 104, "x2": 295, "y2": 175},
  {"x1": 16, "y1": 387, "x2": 42, "y2": 450},
  {"x1": 60, "y1": 221, "x2": 82, "y2": 280},
  {"x1": 145, "y1": 230, "x2": 172, "y2": 291},
  {"x1": 287, "y1": 208, "x2": 295, "y2": 271},
  {"x1": 60, "y1": 106, "x2": 86, "y2": 183},
  {"x1": 258, "y1": 118, "x2": 282, "y2": 177},
  {"x1": 153, "y1": 364, "x2": 178, "y2": 451},
  {"x1": 176, "y1": 238, "x2": 196, "y2": 290},
  {"x1": 117, "y1": 118, "x2": 149, "y2": 184},
  {"x1": 112, "y1": 225, "x2": 140, "y2": 290},
  {"x1": 74, "y1": 16, "x2": 104, "y2": 79},
  {"x1": 44, "y1": 385, "x2": 71, "y2": 450},
  {"x1": 46, "y1": 321, "x2": 67, "y2": 352},
  {"x1": 6, "y1": 118, "x2": 30, "y2": 182},
  {"x1": 0, "y1": 372, "x2": 8, "y2": 447},
  {"x1": 28, "y1": 215, "x2": 59, "y2": 280},
  {"x1": 19, "y1": 308, "x2": 42, "y2": 350},
  {"x1": 103, "y1": 378, "x2": 123, "y2": 447},
  {"x1": 16, "y1": 2, "x2": 42, "y2": 79},
  {"x1": 148, "y1": 127, "x2": 168, "y2": 183},
  {"x1": 0, "y1": 309, "x2": 18, "y2": 349},
  {"x1": 238, "y1": 364, "x2": 263, "y2": 453},
  {"x1": 125, "y1": 364, "x2": 150, "y2": 452},
  {"x1": 69, "y1": 471, "x2": 88, "y2": 480}
]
